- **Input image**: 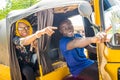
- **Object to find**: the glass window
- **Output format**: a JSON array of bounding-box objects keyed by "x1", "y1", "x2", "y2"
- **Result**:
[{"x1": 104, "y1": 4, "x2": 120, "y2": 46}]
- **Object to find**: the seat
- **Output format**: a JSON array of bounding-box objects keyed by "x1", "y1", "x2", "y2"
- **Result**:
[{"x1": 48, "y1": 48, "x2": 65, "y2": 63}]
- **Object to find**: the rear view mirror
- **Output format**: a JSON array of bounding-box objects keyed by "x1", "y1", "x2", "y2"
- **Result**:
[
  {"x1": 78, "y1": 1, "x2": 99, "y2": 34},
  {"x1": 78, "y1": 1, "x2": 92, "y2": 23}
]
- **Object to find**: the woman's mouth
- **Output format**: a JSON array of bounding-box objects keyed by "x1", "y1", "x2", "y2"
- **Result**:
[{"x1": 22, "y1": 32, "x2": 27, "y2": 36}]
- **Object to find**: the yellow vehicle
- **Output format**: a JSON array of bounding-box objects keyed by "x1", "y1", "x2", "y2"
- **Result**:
[{"x1": 0, "y1": 0, "x2": 120, "y2": 80}]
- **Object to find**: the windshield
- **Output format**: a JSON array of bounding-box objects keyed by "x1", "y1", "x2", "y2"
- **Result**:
[{"x1": 104, "y1": 3, "x2": 120, "y2": 47}]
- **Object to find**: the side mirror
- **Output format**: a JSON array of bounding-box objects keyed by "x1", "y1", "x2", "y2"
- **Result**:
[
  {"x1": 78, "y1": 1, "x2": 99, "y2": 34},
  {"x1": 78, "y1": 1, "x2": 92, "y2": 23}
]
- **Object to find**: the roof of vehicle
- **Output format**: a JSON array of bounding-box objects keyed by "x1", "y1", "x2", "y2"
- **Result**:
[{"x1": 7, "y1": 0, "x2": 87, "y2": 24}]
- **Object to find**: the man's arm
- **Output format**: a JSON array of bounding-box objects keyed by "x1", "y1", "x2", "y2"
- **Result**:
[
  {"x1": 67, "y1": 32, "x2": 109, "y2": 50},
  {"x1": 67, "y1": 37, "x2": 93, "y2": 50}
]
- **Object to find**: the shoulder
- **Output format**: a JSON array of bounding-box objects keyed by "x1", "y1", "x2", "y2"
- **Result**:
[
  {"x1": 59, "y1": 37, "x2": 71, "y2": 52},
  {"x1": 59, "y1": 37, "x2": 72, "y2": 48},
  {"x1": 13, "y1": 36, "x2": 21, "y2": 45},
  {"x1": 60, "y1": 37, "x2": 72, "y2": 43}
]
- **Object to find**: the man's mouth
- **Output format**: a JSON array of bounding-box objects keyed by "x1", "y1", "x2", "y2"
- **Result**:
[
  {"x1": 67, "y1": 32, "x2": 74, "y2": 37},
  {"x1": 68, "y1": 32, "x2": 73, "y2": 35}
]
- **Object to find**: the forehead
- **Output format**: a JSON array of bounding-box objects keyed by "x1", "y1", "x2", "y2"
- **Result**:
[
  {"x1": 18, "y1": 22, "x2": 28, "y2": 27},
  {"x1": 60, "y1": 21, "x2": 72, "y2": 29}
]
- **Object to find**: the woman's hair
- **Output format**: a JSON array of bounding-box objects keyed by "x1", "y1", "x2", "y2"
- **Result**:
[{"x1": 15, "y1": 19, "x2": 33, "y2": 37}]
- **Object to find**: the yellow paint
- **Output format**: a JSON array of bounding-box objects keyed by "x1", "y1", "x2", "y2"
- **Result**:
[
  {"x1": 93, "y1": 0, "x2": 101, "y2": 26},
  {"x1": 36, "y1": 64, "x2": 70, "y2": 80},
  {"x1": 0, "y1": 62, "x2": 69, "y2": 80},
  {"x1": 0, "y1": 64, "x2": 11, "y2": 80},
  {"x1": 93, "y1": 0, "x2": 103, "y2": 80},
  {"x1": 104, "y1": 46, "x2": 120, "y2": 62},
  {"x1": 39, "y1": 65, "x2": 43, "y2": 77},
  {"x1": 105, "y1": 63, "x2": 120, "y2": 80},
  {"x1": 101, "y1": 45, "x2": 120, "y2": 80}
]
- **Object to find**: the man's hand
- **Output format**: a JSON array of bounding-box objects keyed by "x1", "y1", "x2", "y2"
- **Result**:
[{"x1": 91, "y1": 32, "x2": 110, "y2": 43}]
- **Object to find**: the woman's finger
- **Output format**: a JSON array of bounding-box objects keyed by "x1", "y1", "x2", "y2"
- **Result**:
[{"x1": 49, "y1": 26, "x2": 58, "y2": 30}]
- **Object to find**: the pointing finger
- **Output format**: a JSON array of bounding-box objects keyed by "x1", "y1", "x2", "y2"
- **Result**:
[
  {"x1": 49, "y1": 26, "x2": 58, "y2": 30},
  {"x1": 105, "y1": 26, "x2": 112, "y2": 33}
]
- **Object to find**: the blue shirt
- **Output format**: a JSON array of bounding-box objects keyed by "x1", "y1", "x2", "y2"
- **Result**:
[{"x1": 59, "y1": 34, "x2": 94, "y2": 76}]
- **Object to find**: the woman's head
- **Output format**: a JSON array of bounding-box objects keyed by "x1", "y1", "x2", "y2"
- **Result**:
[
  {"x1": 15, "y1": 19, "x2": 33, "y2": 37},
  {"x1": 59, "y1": 19, "x2": 74, "y2": 37}
]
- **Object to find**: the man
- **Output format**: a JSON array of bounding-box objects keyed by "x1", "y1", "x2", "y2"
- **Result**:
[
  {"x1": 13, "y1": 19, "x2": 57, "y2": 80},
  {"x1": 59, "y1": 19, "x2": 109, "y2": 80}
]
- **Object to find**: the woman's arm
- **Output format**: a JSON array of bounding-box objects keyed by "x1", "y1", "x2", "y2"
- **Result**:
[{"x1": 20, "y1": 26, "x2": 57, "y2": 46}]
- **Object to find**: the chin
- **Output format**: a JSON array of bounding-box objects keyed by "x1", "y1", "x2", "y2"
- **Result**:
[{"x1": 21, "y1": 35, "x2": 27, "y2": 37}]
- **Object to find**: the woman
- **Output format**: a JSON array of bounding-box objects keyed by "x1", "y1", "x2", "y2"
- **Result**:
[{"x1": 13, "y1": 19, "x2": 57, "y2": 80}]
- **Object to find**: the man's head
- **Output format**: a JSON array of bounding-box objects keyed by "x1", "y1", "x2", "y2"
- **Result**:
[
  {"x1": 15, "y1": 19, "x2": 33, "y2": 37},
  {"x1": 59, "y1": 19, "x2": 74, "y2": 37}
]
